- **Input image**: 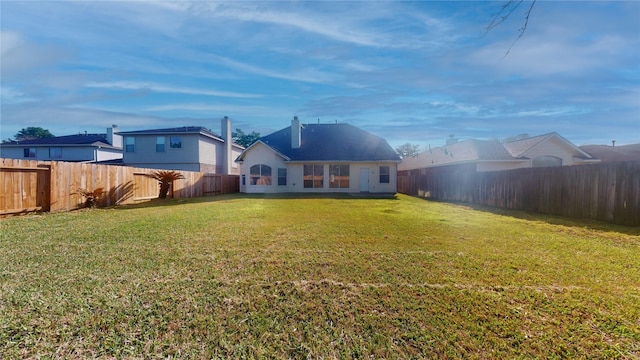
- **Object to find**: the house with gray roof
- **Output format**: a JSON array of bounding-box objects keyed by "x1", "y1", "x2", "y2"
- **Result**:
[
  {"x1": 399, "y1": 132, "x2": 599, "y2": 173},
  {"x1": 236, "y1": 117, "x2": 401, "y2": 193},
  {"x1": 117, "y1": 117, "x2": 243, "y2": 174},
  {"x1": 0, "y1": 126, "x2": 122, "y2": 163}
]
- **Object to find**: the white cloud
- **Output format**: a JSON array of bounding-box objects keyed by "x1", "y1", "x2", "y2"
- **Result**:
[
  {"x1": 207, "y1": 54, "x2": 339, "y2": 84},
  {"x1": 85, "y1": 81, "x2": 261, "y2": 98},
  {"x1": 0, "y1": 31, "x2": 69, "y2": 77}
]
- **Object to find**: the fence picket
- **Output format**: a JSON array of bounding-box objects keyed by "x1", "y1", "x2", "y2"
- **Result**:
[
  {"x1": 0, "y1": 158, "x2": 239, "y2": 216},
  {"x1": 398, "y1": 161, "x2": 640, "y2": 226}
]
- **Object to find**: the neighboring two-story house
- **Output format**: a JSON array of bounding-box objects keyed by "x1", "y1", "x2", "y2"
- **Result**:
[
  {"x1": 116, "y1": 117, "x2": 243, "y2": 174},
  {"x1": 236, "y1": 117, "x2": 401, "y2": 193},
  {"x1": 0, "y1": 126, "x2": 123, "y2": 163}
]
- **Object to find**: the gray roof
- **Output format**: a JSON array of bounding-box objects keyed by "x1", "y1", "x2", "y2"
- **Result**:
[
  {"x1": 2, "y1": 133, "x2": 115, "y2": 148},
  {"x1": 580, "y1": 143, "x2": 640, "y2": 162},
  {"x1": 117, "y1": 126, "x2": 221, "y2": 138},
  {"x1": 247, "y1": 123, "x2": 400, "y2": 162}
]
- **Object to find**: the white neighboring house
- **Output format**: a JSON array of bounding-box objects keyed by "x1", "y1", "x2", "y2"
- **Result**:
[
  {"x1": 400, "y1": 132, "x2": 599, "y2": 173},
  {"x1": 117, "y1": 117, "x2": 243, "y2": 174},
  {"x1": 0, "y1": 126, "x2": 122, "y2": 163},
  {"x1": 236, "y1": 117, "x2": 401, "y2": 194}
]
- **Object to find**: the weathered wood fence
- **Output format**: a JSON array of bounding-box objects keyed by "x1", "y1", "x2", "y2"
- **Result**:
[
  {"x1": 398, "y1": 161, "x2": 640, "y2": 226},
  {"x1": 0, "y1": 158, "x2": 239, "y2": 215}
]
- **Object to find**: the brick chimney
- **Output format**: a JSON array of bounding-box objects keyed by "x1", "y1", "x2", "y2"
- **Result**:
[
  {"x1": 291, "y1": 116, "x2": 301, "y2": 149},
  {"x1": 221, "y1": 116, "x2": 232, "y2": 174}
]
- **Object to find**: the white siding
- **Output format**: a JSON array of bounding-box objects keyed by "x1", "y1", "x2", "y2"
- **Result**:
[{"x1": 239, "y1": 143, "x2": 287, "y2": 193}]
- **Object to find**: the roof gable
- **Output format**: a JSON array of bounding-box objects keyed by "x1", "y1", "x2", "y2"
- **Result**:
[
  {"x1": 399, "y1": 139, "x2": 514, "y2": 170},
  {"x1": 399, "y1": 132, "x2": 594, "y2": 171},
  {"x1": 258, "y1": 123, "x2": 400, "y2": 162},
  {"x1": 503, "y1": 132, "x2": 592, "y2": 159}
]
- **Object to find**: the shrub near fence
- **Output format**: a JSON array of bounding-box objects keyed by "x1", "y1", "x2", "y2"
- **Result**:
[
  {"x1": 398, "y1": 160, "x2": 640, "y2": 226},
  {"x1": 0, "y1": 158, "x2": 239, "y2": 215}
]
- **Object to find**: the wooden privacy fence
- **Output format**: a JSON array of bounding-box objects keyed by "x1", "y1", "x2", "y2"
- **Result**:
[
  {"x1": 0, "y1": 158, "x2": 239, "y2": 215},
  {"x1": 398, "y1": 161, "x2": 640, "y2": 226}
]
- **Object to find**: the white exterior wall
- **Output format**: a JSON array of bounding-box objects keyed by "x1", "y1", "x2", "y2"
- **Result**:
[
  {"x1": 239, "y1": 143, "x2": 398, "y2": 194},
  {"x1": 95, "y1": 148, "x2": 124, "y2": 162},
  {"x1": 239, "y1": 143, "x2": 288, "y2": 193},
  {"x1": 230, "y1": 147, "x2": 242, "y2": 174}
]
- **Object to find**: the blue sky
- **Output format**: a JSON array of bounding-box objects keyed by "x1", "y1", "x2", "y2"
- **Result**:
[{"x1": 1, "y1": 1, "x2": 639, "y2": 149}]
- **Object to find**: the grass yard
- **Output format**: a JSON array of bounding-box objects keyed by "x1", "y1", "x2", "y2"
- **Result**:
[{"x1": 1, "y1": 194, "x2": 639, "y2": 358}]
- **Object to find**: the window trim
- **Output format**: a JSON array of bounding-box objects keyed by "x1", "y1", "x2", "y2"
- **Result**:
[
  {"x1": 23, "y1": 147, "x2": 36, "y2": 158},
  {"x1": 278, "y1": 168, "x2": 287, "y2": 186},
  {"x1": 49, "y1": 147, "x2": 62, "y2": 159},
  {"x1": 169, "y1": 136, "x2": 182, "y2": 149},
  {"x1": 303, "y1": 164, "x2": 324, "y2": 188},
  {"x1": 125, "y1": 137, "x2": 135, "y2": 153},
  {"x1": 329, "y1": 164, "x2": 350, "y2": 188},
  {"x1": 249, "y1": 164, "x2": 272, "y2": 186},
  {"x1": 379, "y1": 165, "x2": 390, "y2": 184},
  {"x1": 156, "y1": 136, "x2": 165, "y2": 152}
]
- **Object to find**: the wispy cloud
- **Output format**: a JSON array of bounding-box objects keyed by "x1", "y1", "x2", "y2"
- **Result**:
[
  {"x1": 85, "y1": 81, "x2": 261, "y2": 98},
  {"x1": 207, "y1": 54, "x2": 339, "y2": 84}
]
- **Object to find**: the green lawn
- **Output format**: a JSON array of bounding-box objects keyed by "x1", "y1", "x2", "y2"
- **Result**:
[{"x1": 1, "y1": 194, "x2": 638, "y2": 358}]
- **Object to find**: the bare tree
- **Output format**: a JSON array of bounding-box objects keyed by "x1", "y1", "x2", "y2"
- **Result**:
[
  {"x1": 395, "y1": 143, "x2": 421, "y2": 159},
  {"x1": 486, "y1": 0, "x2": 537, "y2": 56}
]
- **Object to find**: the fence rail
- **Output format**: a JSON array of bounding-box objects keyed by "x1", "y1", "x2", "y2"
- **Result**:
[
  {"x1": 0, "y1": 158, "x2": 239, "y2": 215},
  {"x1": 398, "y1": 161, "x2": 640, "y2": 226}
]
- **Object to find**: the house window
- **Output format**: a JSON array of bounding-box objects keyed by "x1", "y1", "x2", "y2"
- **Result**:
[
  {"x1": 170, "y1": 136, "x2": 182, "y2": 149},
  {"x1": 533, "y1": 156, "x2": 562, "y2": 167},
  {"x1": 156, "y1": 137, "x2": 165, "y2": 152},
  {"x1": 49, "y1": 147, "x2": 62, "y2": 159},
  {"x1": 379, "y1": 166, "x2": 390, "y2": 184},
  {"x1": 241, "y1": 168, "x2": 246, "y2": 186},
  {"x1": 329, "y1": 164, "x2": 350, "y2": 188},
  {"x1": 23, "y1": 148, "x2": 36, "y2": 158},
  {"x1": 278, "y1": 168, "x2": 287, "y2": 186},
  {"x1": 303, "y1": 164, "x2": 323, "y2": 188},
  {"x1": 125, "y1": 137, "x2": 135, "y2": 152},
  {"x1": 250, "y1": 164, "x2": 272, "y2": 185}
]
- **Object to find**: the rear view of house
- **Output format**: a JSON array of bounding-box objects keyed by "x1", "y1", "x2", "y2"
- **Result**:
[{"x1": 236, "y1": 117, "x2": 401, "y2": 193}]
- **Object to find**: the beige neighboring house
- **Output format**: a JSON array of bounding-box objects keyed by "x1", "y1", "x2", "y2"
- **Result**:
[
  {"x1": 236, "y1": 117, "x2": 401, "y2": 194},
  {"x1": 579, "y1": 143, "x2": 640, "y2": 163},
  {"x1": 117, "y1": 117, "x2": 243, "y2": 174},
  {"x1": 400, "y1": 132, "x2": 599, "y2": 173}
]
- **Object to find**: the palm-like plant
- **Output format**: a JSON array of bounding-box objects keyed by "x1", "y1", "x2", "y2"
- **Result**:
[
  {"x1": 75, "y1": 187, "x2": 105, "y2": 208},
  {"x1": 148, "y1": 170, "x2": 185, "y2": 199}
]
